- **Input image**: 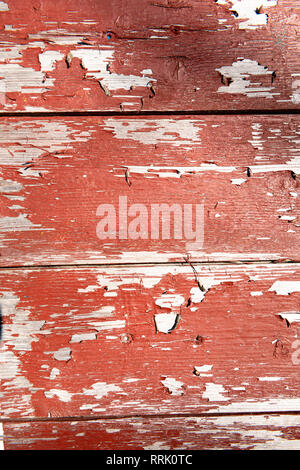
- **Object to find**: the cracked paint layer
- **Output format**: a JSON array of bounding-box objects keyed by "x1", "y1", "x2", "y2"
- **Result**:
[
  {"x1": 269, "y1": 281, "x2": 300, "y2": 295},
  {"x1": 82, "y1": 382, "x2": 123, "y2": 400},
  {"x1": 4, "y1": 414, "x2": 300, "y2": 450},
  {"x1": 154, "y1": 312, "x2": 180, "y2": 333},
  {"x1": 161, "y1": 377, "x2": 184, "y2": 396},
  {"x1": 69, "y1": 48, "x2": 155, "y2": 95},
  {"x1": 0, "y1": 0, "x2": 295, "y2": 112},
  {"x1": 216, "y1": 1, "x2": 277, "y2": 29},
  {"x1": 103, "y1": 119, "x2": 202, "y2": 146},
  {"x1": 0, "y1": 115, "x2": 300, "y2": 266},
  {"x1": 1, "y1": 263, "x2": 300, "y2": 419},
  {"x1": 202, "y1": 383, "x2": 230, "y2": 402},
  {"x1": 216, "y1": 59, "x2": 276, "y2": 98}
]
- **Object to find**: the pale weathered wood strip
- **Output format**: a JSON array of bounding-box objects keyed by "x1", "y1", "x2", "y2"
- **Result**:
[
  {"x1": 1, "y1": 263, "x2": 300, "y2": 420},
  {"x1": 0, "y1": 115, "x2": 299, "y2": 266},
  {"x1": 3, "y1": 413, "x2": 300, "y2": 450},
  {"x1": 0, "y1": 0, "x2": 298, "y2": 112}
]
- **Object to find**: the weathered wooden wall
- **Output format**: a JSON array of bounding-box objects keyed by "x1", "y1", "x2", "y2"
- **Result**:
[{"x1": 1, "y1": 0, "x2": 300, "y2": 450}]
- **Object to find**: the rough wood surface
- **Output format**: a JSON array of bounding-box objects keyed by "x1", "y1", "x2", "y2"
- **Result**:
[
  {"x1": 0, "y1": 115, "x2": 300, "y2": 266},
  {"x1": 0, "y1": 0, "x2": 298, "y2": 112},
  {"x1": 1, "y1": 263, "x2": 300, "y2": 421},
  {"x1": 1, "y1": 0, "x2": 300, "y2": 452},
  {"x1": 3, "y1": 414, "x2": 300, "y2": 450}
]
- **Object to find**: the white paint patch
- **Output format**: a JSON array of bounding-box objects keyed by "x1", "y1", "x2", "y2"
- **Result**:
[
  {"x1": 144, "y1": 441, "x2": 170, "y2": 450},
  {"x1": 216, "y1": 1, "x2": 277, "y2": 29},
  {"x1": 118, "y1": 163, "x2": 236, "y2": 178},
  {"x1": 189, "y1": 277, "x2": 221, "y2": 303},
  {"x1": 202, "y1": 383, "x2": 230, "y2": 402},
  {"x1": 195, "y1": 365, "x2": 213, "y2": 373},
  {"x1": 0, "y1": 423, "x2": 4, "y2": 450},
  {"x1": 0, "y1": 2, "x2": 8, "y2": 11},
  {"x1": 292, "y1": 80, "x2": 300, "y2": 105},
  {"x1": 216, "y1": 397, "x2": 300, "y2": 413},
  {"x1": 0, "y1": 350, "x2": 20, "y2": 379},
  {"x1": 194, "y1": 365, "x2": 213, "y2": 377},
  {"x1": 103, "y1": 291, "x2": 118, "y2": 297},
  {"x1": 279, "y1": 215, "x2": 296, "y2": 221},
  {"x1": 190, "y1": 287, "x2": 205, "y2": 303},
  {"x1": 122, "y1": 378, "x2": 141, "y2": 383},
  {"x1": 44, "y1": 389, "x2": 73, "y2": 402},
  {"x1": 88, "y1": 320, "x2": 125, "y2": 331},
  {"x1": 0, "y1": 292, "x2": 45, "y2": 351},
  {"x1": 103, "y1": 119, "x2": 202, "y2": 147},
  {"x1": 0, "y1": 178, "x2": 23, "y2": 193},
  {"x1": 0, "y1": 214, "x2": 44, "y2": 232},
  {"x1": 188, "y1": 414, "x2": 300, "y2": 449},
  {"x1": 53, "y1": 347, "x2": 72, "y2": 361},
  {"x1": 269, "y1": 281, "x2": 300, "y2": 296},
  {"x1": 231, "y1": 178, "x2": 246, "y2": 185},
  {"x1": 249, "y1": 122, "x2": 265, "y2": 150},
  {"x1": 250, "y1": 158, "x2": 300, "y2": 175},
  {"x1": 78, "y1": 285, "x2": 100, "y2": 293},
  {"x1": 0, "y1": 120, "x2": 93, "y2": 167},
  {"x1": 70, "y1": 333, "x2": 97, "y2": 343},
  {"x1": 161, "y1": 377, "x2": 184, "y2": 396},
  {"x1": 258, "y1": 376, "x2": 282, "y2": 381},
  {"x1": 83, "y1": 382, "x2": 122, "y2": 399},
  {"x1": 155, "y1": 294, "x2": 185, "y2": 309},
  {"x1": 250, "y1": 291, "x2": 263, "y2": 296},
  {"x1": 75, "y1": 306, "x2": 115, "y2": 320},
  {"x1": 39, "y1": 51, "x2": 64, "y2": 72},
  {"x1": 154, "y1": 313, "x2": 179, "y2": 334},
  {"x1": 49, "y1": 368, "x2": 60, "y2": 380},
  {"x1": 216, "y1": 59, "x2": 276, "y2": 98},
  {"x1": 69, "y1": 48, "x2": 155, "y2": 94},
  {"x1": 278, "y1": 312, "x2": 300, "y2": 325},
  {"x1": 0, "y1": 56, "x2": 54, "y2": 96}
]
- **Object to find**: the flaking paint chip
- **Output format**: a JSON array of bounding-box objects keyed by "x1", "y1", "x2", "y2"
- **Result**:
[
  {"x1": 53, "y1": 347, "x2": 72, "y2": 361},
  {"x1": 154, "y1": 313, "x2": 180, "y2": 333}
]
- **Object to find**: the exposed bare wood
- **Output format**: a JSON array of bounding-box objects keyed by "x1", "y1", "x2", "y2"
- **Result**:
[
  {"x1": 0, "y1": 1, "x2": 297, "y2": 112},
  {"x1": 1, "y1": 263, "x2": 300, "y2": 421},
  {"x1": 0, "y1": 115, "x2": 300, "y2": 266}
]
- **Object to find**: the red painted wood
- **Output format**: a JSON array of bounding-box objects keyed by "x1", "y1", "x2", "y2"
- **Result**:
[
  {"x1": 0, "y1": 0, "x2": 300, "y2": 451},
  {"x1": 0, "y1": 0, "x2": 298, "y2": 111},
  {"x1": 0, "y1": 115, "x2": 300, "y2": 266},
  {"x1": 3, "y1": 414, "x2": 300, "y2": 450},
  {"x1": 1, "y1": 263, "x2": 300, "y2": 420}
]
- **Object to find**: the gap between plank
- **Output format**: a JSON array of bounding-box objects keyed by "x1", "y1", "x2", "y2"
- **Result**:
[
  {"x1": 0, "y1": 109, "x2": 299, "y2": 118},
  {"x1": 0, "y1": 259, "x2": 299, "y2": 271},
  {"x1": 3, "y1": 409, "x2": 300, "y2": 425}
]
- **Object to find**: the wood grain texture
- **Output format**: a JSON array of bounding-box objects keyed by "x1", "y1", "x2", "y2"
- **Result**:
[
  {"x1": 0, "y1": 0, "x2": 300, "y2": 451},
  {"x1": 3, "y1": 414, "x2": 300, "y2": 450},
  {"x1": 1, "y1": 263, "x2": 300, "y2": 420},
  {"x1": 0, "y1": 115, "x2": 300, "y2": 266},
  {"x1": 0, "y1": 0, "x2": 298, "y2": 112}
]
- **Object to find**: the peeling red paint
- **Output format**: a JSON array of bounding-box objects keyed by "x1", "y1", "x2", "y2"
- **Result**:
[
  {"x1": 0, "y1": 0, "x2": 297, "y2": 111},
  {"x1": 1, "y1": 0, "x2": 300, "y2": 451},
  {"x1": 0, "y1": 116, "x2": 299, "y2": 266},
  {"x1": 1, "y1": 264, "x2": 300, "y2": 420}
]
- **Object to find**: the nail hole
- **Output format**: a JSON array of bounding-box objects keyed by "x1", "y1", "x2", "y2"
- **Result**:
[{"x1": 120, "y1": 333, "x2": 133, "y2": 343}]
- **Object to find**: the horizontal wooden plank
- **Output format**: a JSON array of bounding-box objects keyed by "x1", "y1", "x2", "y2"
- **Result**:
[
  {"x1": 3, "y1": 413, "x2": 300, "y2": 450},
  {"x1": 0, "y1": 0, "x2": 298, "y2": 112},
  {"x1": 0, "y1": 115, "x2": 300, "y2": 266},
  {"x1": 2, "y1": 263, "x2": 300, "y2": 419}
]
